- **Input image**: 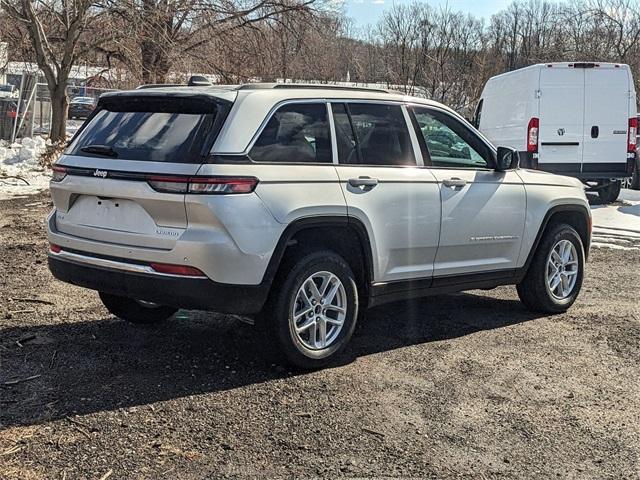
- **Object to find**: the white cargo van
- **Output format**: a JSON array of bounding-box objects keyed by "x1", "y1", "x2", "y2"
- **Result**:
[{"x1": 474, "y1": 62, "x2": 638, "y2": 203}]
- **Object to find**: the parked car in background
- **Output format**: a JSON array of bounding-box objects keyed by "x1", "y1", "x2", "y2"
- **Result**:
[
  {"x1": 68, "y1": 96, "x2": 96, "y2": 119},
  {"x1": 0, "y1": 84, "x2": 18, "y2": 98},
  {"x1": 475, "y1": 62, "x2": 637, "y2": 203},
  {"x1": 48, "y1": 82, "x2": 591, "y2": 368}
]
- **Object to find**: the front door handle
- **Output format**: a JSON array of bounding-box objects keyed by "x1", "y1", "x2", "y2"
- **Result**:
[
  {"x1": 348, "y1": 176, "x2": 378, "y2": 188},
  {"x1": 442, "y1": 177, "x2": 467, "y2": 188}
]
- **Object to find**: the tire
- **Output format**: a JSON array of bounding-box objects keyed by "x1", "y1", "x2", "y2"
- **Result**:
[
  {"x1": 631, "y1": 158, "x2": 640, "y2": 190},
  {"x1": 261, "y1": 251, "x2": 359, "y2": 369},
  {"x1": 517, "y1": 224, "x2": 585, "y2": 313},
  {"x1": 99, "y1": 292, "x2": 177, "y2": 324},
  {"x1": 597, "y1": 180, "x2": 621, "y2": 204}
]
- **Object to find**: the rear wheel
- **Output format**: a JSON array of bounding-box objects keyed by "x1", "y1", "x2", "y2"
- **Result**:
[
  {"x1": 597, "y1": 180, "x2": 621, "y2": 203},
  {"x1": 631, "y1": 160, "x2": 640, "y2": 190},
  {"x1": 517, "y1": 224, "x2": 584, "y2": 313},
  {"x1": 261, "y1": 251, "x2": 359, "y2": 369},
  {"x1": 99, "y1": 292, "x2": 177, "y2": 324}
]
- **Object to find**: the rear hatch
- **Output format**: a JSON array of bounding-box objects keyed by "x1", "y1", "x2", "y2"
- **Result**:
[{"x1": 51, "y1": 90, "x2": 233, "y2": 250}]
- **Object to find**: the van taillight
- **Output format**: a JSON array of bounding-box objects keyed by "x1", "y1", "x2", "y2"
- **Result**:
[
  {"x1": 628, "y1": 118, "x2": 638, "y2": 153},
  {"x1": 527, "y1": 118, "x2": 539, "y2": 153},
  {"x1": 147, "y1": 175, "x2": 258, "y2": 195}
]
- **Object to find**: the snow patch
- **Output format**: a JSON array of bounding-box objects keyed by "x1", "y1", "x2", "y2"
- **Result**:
[
  {"x1": 0, "y1": 137, "x2": 51, "y2": 200},
  {"x1": 591, "y1": 189, "x2": 640, "y2": 251}
]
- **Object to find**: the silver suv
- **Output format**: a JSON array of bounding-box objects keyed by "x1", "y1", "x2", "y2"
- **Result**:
[{"x1": 47, "y1": 83, "x2": 591, "y2": 368}]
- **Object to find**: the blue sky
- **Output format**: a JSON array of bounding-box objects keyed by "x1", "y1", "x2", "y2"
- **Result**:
[{"x1": 344, "y1": 0, "x2": 514, "y2": 26}]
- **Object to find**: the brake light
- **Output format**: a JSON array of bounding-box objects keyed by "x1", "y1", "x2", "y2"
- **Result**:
[
  {"x1": 527, "y1": 117, "x2": 539, "y2": 153},
  {"x1": 51, "y1": 165, "x2": 67, "y2": 182},
  {"x1": 49, "y1": 243, "x2": 62, "y2": 253},
  {"x1": 147, "y1": 176, "x2": 258, "y2": 194},
  {"x1": 149, "y1": 262, "x2": 206, "y2": 277},
  {"x1": 628, "y1": 117, "x2": 638, "y2": 153},
  {"x1": 7, "y1": 109, "x2": 16, "y2": 119}
]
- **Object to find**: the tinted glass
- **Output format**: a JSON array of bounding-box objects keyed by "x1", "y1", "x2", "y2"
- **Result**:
[
  {"x1": 332, "y1": 103, "x2": 359, "y2": 164},
  {"x1": 250, "y1": 103, "x2": 331, "y2": 163},
  {"x1": 70, "y1": 109, "x2": 209, "y2": 162},
  {"x1": 346, "y1": 103, "x2": 415, "y2": 166},
  {"x1": 412, "y1": 108, "x2": 489, "y2": 168}
]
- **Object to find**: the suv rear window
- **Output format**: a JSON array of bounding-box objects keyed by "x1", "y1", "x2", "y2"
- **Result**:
[{"x1": 68, "y1": 96, "x2": 223, "y2": 163}]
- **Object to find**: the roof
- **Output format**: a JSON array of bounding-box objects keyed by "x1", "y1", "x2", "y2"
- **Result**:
[{"x1": 97, "y1": 82, "x2": 454, "y2": 154}]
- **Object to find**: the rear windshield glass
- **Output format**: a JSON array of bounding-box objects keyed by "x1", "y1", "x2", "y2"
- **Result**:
[{"x1": 68, "y1": 97, "x2": 220, "y2": 163}]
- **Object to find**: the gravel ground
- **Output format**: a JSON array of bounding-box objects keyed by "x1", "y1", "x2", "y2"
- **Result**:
[{"x1": 1, "y1": 192, "x2": 639, "y2": 479}]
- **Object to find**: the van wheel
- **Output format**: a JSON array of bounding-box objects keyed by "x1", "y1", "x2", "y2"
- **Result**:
[
  {"x1": 517, "y1": 224, "x2": 584, "y2": 313},
  {"x1": 261, "y1": 251, "x2": 359, "y2": 369},
  {"x1": 99, "y1": 292, "x2": 177, "y2": 324},
  {"x1": 631, "y1": 161, "x2": 640, "y2": 190},
  {"x1": 597, "y1": 180, "x2": 621, "y2": 203}
]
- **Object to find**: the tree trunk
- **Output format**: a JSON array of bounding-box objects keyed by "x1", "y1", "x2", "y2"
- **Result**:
[{"x1": 49, "y1": 84, "x2": 68, "y2": 143}]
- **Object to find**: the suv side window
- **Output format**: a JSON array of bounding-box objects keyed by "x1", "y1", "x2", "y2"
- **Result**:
[
  {"x1": 412, "y1": 107, "x2": 491, "y2": 169},
  {"x1": 333, "y1": 102, "x2": 416, "y2": 166},
  {"x1": 249, "y1": 103, "x2": 332, "y2": 163}
]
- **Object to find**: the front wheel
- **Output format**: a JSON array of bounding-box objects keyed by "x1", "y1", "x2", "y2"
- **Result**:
[
  {"x1": 99, "y1": 292, "x2": 177, "y2": 324},
  {"x1": 262, "y1": 251, "x2": 359, "y2": 369},
  {"x1": 517, "y1": 224, "x2": 585, "y2": 313}
]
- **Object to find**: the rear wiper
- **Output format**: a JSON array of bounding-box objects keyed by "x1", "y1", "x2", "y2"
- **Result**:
[{"x1": 80, "y1": 144, "x2": 118, "y2": 158}]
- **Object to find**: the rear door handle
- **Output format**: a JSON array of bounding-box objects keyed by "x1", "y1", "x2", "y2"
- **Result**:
[
  {"x1": 591, "y1": 125, "x2": 599, "y2": 138},
  {"x1": 442, "y1": 177, "x2": 467, "y2": 188},
  {"x1": 348, "y1": 176, "x2": 378, "y2": 188}
]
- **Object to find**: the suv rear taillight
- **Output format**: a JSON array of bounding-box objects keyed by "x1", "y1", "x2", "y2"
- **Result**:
[
  {"x1": 147, "y1": 176, "x2": 258, "y2": 195},
  {"x1": 51, "y1": 165, "x2": 67, "y2": 182},
  {"x1": 527, "y1": 117, "x2": 539, "y2": 153},
  {"x1": 628, "y1": 117, "x2": 638, "y2": 153}
]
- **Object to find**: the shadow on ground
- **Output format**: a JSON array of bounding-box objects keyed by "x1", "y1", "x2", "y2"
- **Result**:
[{"x1": 0, "y1": 292, "x2": 543, "y2": 429}]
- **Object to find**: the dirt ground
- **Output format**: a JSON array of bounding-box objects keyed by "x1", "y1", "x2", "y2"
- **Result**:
[{"x1": 1, "y1": 191, "x2": 639, "y2": 479}]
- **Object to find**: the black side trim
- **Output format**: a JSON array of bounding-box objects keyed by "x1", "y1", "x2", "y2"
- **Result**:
[
  {"x1": 48, "y1": 256, "x2": 268, "y2": 314},
  {"x1": 541, "y1": 142, "x2": 580, "y2": 146},
  {"x1": 369, "y1": 270, "x2": 518, "y2": 308}
]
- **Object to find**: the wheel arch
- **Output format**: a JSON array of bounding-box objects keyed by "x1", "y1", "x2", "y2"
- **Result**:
[
  {"x1": 520, "y1": 204, "x2": 591, "y2": 279},
  {"x1": 260, "y1": 216, "x2": 375, "y2": 298}
]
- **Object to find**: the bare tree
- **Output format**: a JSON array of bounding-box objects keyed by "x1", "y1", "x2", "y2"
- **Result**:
[{"x1": 0, "y1": 0, "x2": 119, "y2": 141}]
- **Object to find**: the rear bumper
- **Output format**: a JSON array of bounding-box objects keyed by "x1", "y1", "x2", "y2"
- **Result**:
[
  {"x1": 518, "y1": 152, "x2": 636, "y2": 179},
  {"x1": 48, "y1": 253, "x2": 269, "y2": 315}
]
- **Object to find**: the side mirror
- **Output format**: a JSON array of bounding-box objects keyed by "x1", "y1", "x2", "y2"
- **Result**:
[{"x1": 495, "y1": 146, "x2": 520, "y2": 171}]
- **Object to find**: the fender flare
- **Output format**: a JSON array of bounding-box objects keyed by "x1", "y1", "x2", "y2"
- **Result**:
[
  {"x1": 260, "y1": 216, "x2": 375, "y2": 288},
  {"x1": 519, "y1": 204, "x2": 592, "y2": 280}
]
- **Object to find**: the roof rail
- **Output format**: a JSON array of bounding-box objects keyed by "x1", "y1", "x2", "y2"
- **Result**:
[
  {"x1": 136, "y1": 83, "x2": 184, "y2": 89},
  {"x1": 236, "y1": 83, "x2": 390, "y2": 94}
]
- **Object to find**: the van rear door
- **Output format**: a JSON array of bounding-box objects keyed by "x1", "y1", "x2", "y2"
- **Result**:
[
  {"x1": 582, "y1": 65, "x2": 630, "y2": 176},
  {"x1": 51, "y1": 92, "x2": 232, "y2": 250},
  {"x1": 538, "y1": 65, "x2": 584, "y2": 173}
]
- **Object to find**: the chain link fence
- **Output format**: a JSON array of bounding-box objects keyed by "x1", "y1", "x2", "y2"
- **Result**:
[{"x1": 1, "y1": 73, "x2": 118, "y2": 141}]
